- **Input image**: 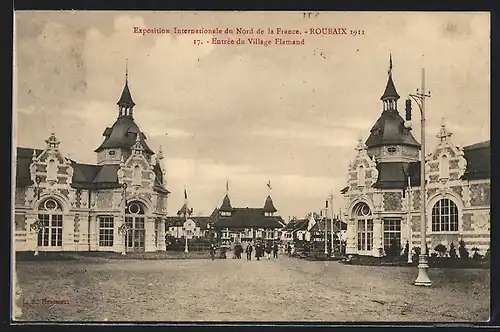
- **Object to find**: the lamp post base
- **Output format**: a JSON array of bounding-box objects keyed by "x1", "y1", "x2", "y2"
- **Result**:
[
  {"x1": 34, "y1": 250, "x2": 39, "y2": 256},
  {"x1": 414, "y1": 255, "x2": 432, "y2": 286},
  {"x1": 121, "y1": 251, "x2": 126, "y2": 256},
  {"x1": 184, "y1": 248, "x2": 189, "y2": 253}
]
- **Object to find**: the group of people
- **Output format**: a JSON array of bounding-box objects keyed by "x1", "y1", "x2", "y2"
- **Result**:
[
  {"x1": 244, "y1": 242, "x2": 280, "y2": 260},
  {"x1": 209, "y1": 241, "x2": 282, "y2": 261}
]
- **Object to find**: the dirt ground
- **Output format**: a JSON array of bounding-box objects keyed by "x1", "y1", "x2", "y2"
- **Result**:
[{"x1": 14, "y1": 254, "x2": 490, "y2": 322}]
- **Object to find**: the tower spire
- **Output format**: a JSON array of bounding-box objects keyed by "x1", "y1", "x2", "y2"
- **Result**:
[
  {"x1": 125, "y1": 58, "x2": 128, "y2": 82},
  {"x1": 380, "y1": 53, "x2": 400, "y2": 112},
  {"x1": 117, "y1": 59, "x2": 135, "y2": 118}
]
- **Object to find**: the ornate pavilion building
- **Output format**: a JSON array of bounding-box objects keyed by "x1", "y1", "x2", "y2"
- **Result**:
[
  {"x1": 210, "y1": 186, "x2": 286, "y2": 242},
  {"x1": 14, "y1": 72, "x2": 170, "y2": 253},
  {"x1": 341, "y1": 57, "x2": 490, "y2": 257}
]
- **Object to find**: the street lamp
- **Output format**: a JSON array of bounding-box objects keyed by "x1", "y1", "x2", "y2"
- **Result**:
[
  {"x1": 118, "y1": 223, "x2": 131, "y2": 256},
  {"x1": 120, "y1": 182, "x2": 129, "y2": 256},
  {"x1": 30, "y1": 218, "x2": 43, "y2": 256},
  {"x1": 408, "y1": 68, "x2": 432, "y2": 287}
]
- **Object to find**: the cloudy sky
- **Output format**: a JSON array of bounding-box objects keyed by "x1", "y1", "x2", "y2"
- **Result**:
[{"x1": 13, "y1": 11, "x2": 490, "y2": 219}]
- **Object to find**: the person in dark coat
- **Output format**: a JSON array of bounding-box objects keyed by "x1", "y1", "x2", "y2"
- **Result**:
[
  {"x1": 265, "y1": 243, "x2": 272, "y2": 259},
  {"x1": 273, "y1": 243, "x2": 279, "y2": 259},
  {"x1": 255, "y1": 243, "x2": 262, "y2": 261},
  {"x1": 235, "y1": 244, "x2": 243, "y2": 259},
  {"x1": 245, "y1": 243, "x2": 253, "y2": 260},
  {"x1": 287, "y1": 243, "x2": 292, "y2": 256}
]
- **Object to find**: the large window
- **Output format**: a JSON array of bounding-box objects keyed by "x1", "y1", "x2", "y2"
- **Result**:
[
  {"x1": 431, "y1": 198, "x2": 459, "y2": 232},
  {"x1": 355, "y1": 202, "x2": 373, "y2": 251},
  {"x1": 383, "y1": 218, "x2": 401, "y2": 252},
  {"x1": 125, "y1": 201, "x2": 146, "y2": 251},
  {"x1": 99, "y1": 216, "x2": 114, "y2": 247},
  {"x1": 37, "y1": 199, "x2": 63, "y2": 247}
]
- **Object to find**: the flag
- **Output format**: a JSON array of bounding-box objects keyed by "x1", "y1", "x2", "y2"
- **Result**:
[
  {"x1": 226, "y1": 180, "x2": 229, "y2": 193},
  {"x1": 307, "y1": 215, "x2": 316, "y2": 231},
  {"x1": 184, "y1": 188, "x2": 188, "y2": 201},
  {"x1": 267, "y1": 180, "x2": 272, "y2": 190},
  {"x1": 326, "y1": 200, "x2": 329, "y2": 208}
]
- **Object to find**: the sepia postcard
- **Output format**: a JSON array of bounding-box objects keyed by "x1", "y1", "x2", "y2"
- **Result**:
[{"x1": 11, "y1": 11, "x2": 490, "y2": 323}]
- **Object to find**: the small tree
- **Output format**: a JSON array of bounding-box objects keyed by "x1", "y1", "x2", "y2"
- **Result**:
[
  {"x1": 434, "y1": 244, "x2": 447, "y2": 257},
  {"x1": 449, "y1": 242, "x2": 457, "y2": 259},
  {"x1": 458, "y1": 240, "x2": 469, "y2": 259},
  {"x1": 471, "y1": 247, "x2": 481, "y2": 260},
  {"x1": 412, "y1": 246, "x2": 421, "y2": 263},
  {"x1": 403, "y1": 241, "x2": 409, "y2": 259}
]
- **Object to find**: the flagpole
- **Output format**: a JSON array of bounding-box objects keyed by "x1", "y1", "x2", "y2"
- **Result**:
[
  {"x1": 330, "y1": 194, "x2": 334, "y2": 255},
  {"x1": 407, "y1": 174, "x2": 413, "y2": 263},
  {"x1": 324, "y1": 206, "x2": 328, "y2": 255},
  {"x1": 184, "y1": 187, "x2": 189, "y2": 253}
]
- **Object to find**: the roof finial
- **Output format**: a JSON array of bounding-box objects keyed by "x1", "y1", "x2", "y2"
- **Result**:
[
  {"x1": 125, "y1": 58, "x2": 128, "y2": 82},
  {"x1": 388, "y1": 52, "x2": 393, "y2": 77},
  {"x1": 226, "y1": 179, "x2": 229, "y2": 195},
  {"x1": 437, "y1": 117, "x2": 452, "y2": 141},
  {"x1": 158, "y1": 145, "x2": 164, "y2": 160}
]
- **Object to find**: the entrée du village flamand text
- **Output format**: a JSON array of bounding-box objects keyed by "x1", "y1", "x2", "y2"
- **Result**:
[{"x1": 132, "y1": 27, "x2": 362, "y2": 46}]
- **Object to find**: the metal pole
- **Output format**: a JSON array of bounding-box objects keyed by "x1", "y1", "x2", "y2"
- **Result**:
[
  {"x1": 414, "y1": 68, "x2": 431, "y2": 286},
  {"x1": 324, "y1": 208, "x2": 328, "y2": 255},
  {"x1": 184, "y1": 210, "x2": 189, "y2": 253},
  {"x1": 330, "y1": 196, "x2": 334, "y2": 255},
  {"x1": 407, "y1": 175, "x2": 412, "y2": 264}
]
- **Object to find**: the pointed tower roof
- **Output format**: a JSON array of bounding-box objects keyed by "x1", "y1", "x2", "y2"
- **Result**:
[
  {"x1": 220, "y1": 194, "x2": 233, "y2": 212},
  {"x1": 263, "y1": 195, "x2": 277, "y2": 213},
  {"x1": 117, "y1": 60, "x2": 136, "y2": 108},
  {"x1": 380, "y1": 75, "x2": 400, "y2": 101}
]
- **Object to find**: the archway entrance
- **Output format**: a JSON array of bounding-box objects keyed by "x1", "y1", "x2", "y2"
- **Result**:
[{"x1": 125, "y1": 201, "x2": 146, "y2": 252}]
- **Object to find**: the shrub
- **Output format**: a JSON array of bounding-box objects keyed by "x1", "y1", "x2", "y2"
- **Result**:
[
  {"x1": 471, "y1": 247, "x2": 482, "y2": 260},
  {"x1": 458, "y1": 240, "x2": 469, "y2": 259},
  {"x1": 484, "y1": 247, "x2": 490, "y2": 261},
  {"x1": 449, "y1": 242, "x2": 458, "y2": 259},
  {"x1": 434, "y1": 244, "x2": 447, "y2": 257},
  {"x1": 403, "y1": 241, "x2": 409, "y2": 259}
]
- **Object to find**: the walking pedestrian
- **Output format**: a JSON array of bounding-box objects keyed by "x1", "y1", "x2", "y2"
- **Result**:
[
  {"x1": 273, "y1": 243, "x2": 279, "y2": 259},
  {"x1": 287, "y1": 243, "x2": 292, "y2": 256},
  {"x1": 265, "y1": 243, "x2": 272, "y2": 259},
  {"x1": 256, "y1": 243, "x2": 261, "y2": 261},
  {"x1": 209, "y1": 243, "x2": 216, "y2": 261},
  {"x1": 246, "y1": 243, "x2": 253, "y2": 260}
]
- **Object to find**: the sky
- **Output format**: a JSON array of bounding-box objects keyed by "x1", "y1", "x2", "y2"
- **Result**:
[{"x1": 13, "y1": 11, "x2": 490, "y2": 220}]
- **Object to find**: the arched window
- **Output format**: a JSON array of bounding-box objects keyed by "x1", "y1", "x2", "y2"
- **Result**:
[
  {"x1": 357, "y1": 165, "x2": 365, "y2": 187},
  {"x1": 125, "y1": 201, "x2": 146, "y2": 251},
  {"x1": 37, "y1": 198, "x2": 63, "y2": 247},
  {"x1": 439, "y1": 155, "x2": 449, "y2": 179},
  {"x1": 431, "y1": 198, "x2": 459, "y2": 232},
  {"x1": 354, "y1": 202, "x2": 373, "y2": 251},
  {"x1": 133, "y1": 165, "x2": 141, "y2": 184},
  {"x1": 47, "y1": 159, "x2": 57, "y2": 181}
]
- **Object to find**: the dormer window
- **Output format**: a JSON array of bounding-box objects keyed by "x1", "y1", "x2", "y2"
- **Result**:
[
  {"x1": 439, "y1": 154, "x2": 449, "y2": 179},
  {"x1": 220, "y1": 211, "x2": 231, "y2": 217},
  {"x1": 357, "y1": 165, "x2": 365, "y2": 187},
  {"x1": 108, "y1": 150, "x2": 116, "y2": 156},
  {"x1": 387, "y1": 146, "x2": 396, "y2": 154}
]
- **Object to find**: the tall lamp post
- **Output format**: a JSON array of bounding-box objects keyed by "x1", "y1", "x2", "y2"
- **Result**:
[
  {"x1": 31, "y1": 176, "x2": 43, "y2": 256},
  {"x1": 119, "y1": 183, "x2": 129, "y2": 256},
  {"x1": 118, "y1": 223, "x2": 131, "y2": 256},
  {"x1": 30, "y1": 218, "x2": 43, "y2": 256},
  {"x1": 408, "y1": 68, "x2": 432, "y2": 287}
]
